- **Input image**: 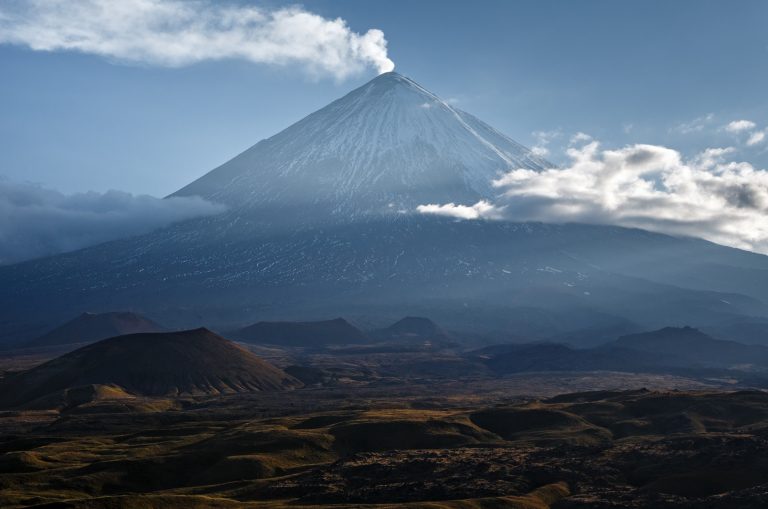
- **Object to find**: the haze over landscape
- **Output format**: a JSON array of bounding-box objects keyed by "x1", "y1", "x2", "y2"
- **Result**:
[{"x1": 2, "y1": 1, "x2": 768, "y2": 508}]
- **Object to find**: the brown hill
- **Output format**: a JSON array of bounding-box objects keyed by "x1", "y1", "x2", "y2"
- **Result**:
[
  {"x1": 236, "y1": 318, "x2": 368, "y2": 347},
  {"x1": 24, "y1": 311, "x2": 166, "y2": 349},
  {"x1": 0, "y1": 328, "x2": 301, "y2": 408}
]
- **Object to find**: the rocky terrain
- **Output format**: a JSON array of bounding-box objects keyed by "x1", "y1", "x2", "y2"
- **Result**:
[
  {"x1": 2, "y1": 386, "x2": 768, "y2": 508},
  {"x1": 1, "y1": 319, "x2": 767, "y2": 507},
  {"x1": 3, "y1": 317, "x2": 767, "y2": 507}
]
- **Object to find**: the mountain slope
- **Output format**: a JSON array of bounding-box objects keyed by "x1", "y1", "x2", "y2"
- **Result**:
[
  {"x1": 0, "y1": 329, "x2": 301, "y2": 407},
  {"x1": 2, "y1": 73, "x2": 768, "y2": 341},
  {"x1": 173, "y1": 72, "x2": 549, "y2": 216},
  {"x1": 2, "y1": 218, "x2": 768, "y2": 343}
]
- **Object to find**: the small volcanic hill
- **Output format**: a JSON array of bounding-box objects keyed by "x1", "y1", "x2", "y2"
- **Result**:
[
  {"x1": 0, "y1": 328, "x2": 300, "y2": 408},
  {"x1": 23, "y1": 311, "x2": 165, "y2": 349},
  {"x1": 612, "y1": 326, "x2": 768, "y2": 367},
  {"x1": 236, "y1": 318, "x2": 368, "y2": 347},
  {"x1": 475, "y1": 327, "x2": 768, "y2": 375},
  {"x1": 377, "y1": 316, "x2": 450, "y2": 343},
  {"x1": 475, "y1": 342, "x2": 657, "y2": 374}
]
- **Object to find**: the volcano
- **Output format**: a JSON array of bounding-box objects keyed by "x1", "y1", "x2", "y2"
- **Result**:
[
  {"x1": 0, "y1": 328, "x2": 301, "y2": 408},
  {"x1": 23, "y1": 311, "x2": 165, "y2": 349},
  {"x1": 3, "y1": 73, "x2": 768, "y2": 342},
  {"x1": 172, "y1": 72, "x2": 549, "y2": 219}
]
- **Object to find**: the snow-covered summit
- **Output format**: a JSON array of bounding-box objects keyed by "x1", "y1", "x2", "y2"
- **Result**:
[{"x1": 173, "y1": 72, "x2": 549, "y2": 217}]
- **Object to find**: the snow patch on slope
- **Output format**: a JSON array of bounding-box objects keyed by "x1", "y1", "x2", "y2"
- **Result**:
[{"x1": 173, "y1": 72, "x2": 550, "y2": 216}]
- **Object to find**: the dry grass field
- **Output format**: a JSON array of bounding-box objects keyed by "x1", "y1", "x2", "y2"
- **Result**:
[{"x1": 2, "y1": 376, "x2": 768, "y2": 508}]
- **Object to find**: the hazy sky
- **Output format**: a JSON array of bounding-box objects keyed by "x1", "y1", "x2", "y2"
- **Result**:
[{"x1": 1, "y1": 0, "x2": 767, "y2": 197}]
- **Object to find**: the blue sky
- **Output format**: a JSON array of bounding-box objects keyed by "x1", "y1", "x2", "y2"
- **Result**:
[{"x1": 1, "y1": 0, "x2": 767, "y2": 197}]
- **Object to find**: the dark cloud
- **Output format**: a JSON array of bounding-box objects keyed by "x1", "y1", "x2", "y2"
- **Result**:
[
  {"x1": 625, "y1": 148, "x2": 658, "y2": 166},
  {"x1": 0, "y1": 178, "x2": 225, "y2": 264},
  {"x1": 722, "y1": 184, "x2": 760, "y2": 209}
]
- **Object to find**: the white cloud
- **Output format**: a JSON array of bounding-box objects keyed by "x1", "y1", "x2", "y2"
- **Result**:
[
  {"x1": 488, "y1": 141, "x2": 768, "y2": 253},
  {"x1": 530, "y1": 129, "x2": 562, "y2": 158},
  {"x1": 416, "y1": 200, "x2": 503, "y2": 220},
  {"x1": 721, "y1": 120, "x2": 767, "y2": 147},
  {"x1": 0, "y1": 0, "x2": 394, "y2": 80},
  {"x1": 570, "y1": 132, "x2": 593, "y2": 145},
  {"x1": 416, "y1": 139, "x2": 768, "y2": 254},
  {"x1": 747, "y1": 130, "x2": 766, "y2": 146},
  {"x1": 0, "y1": 177, "x2": 225, "y2": 264},
  {"x1": 672, "y1": 113, "x2": 714, "y2": 134},
  {"x1": 694, "y1": 147, "x2": 735, "y2": 168},
  {"x1": 725, "y1": 120, "x2": 757, "y2": 133}
]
